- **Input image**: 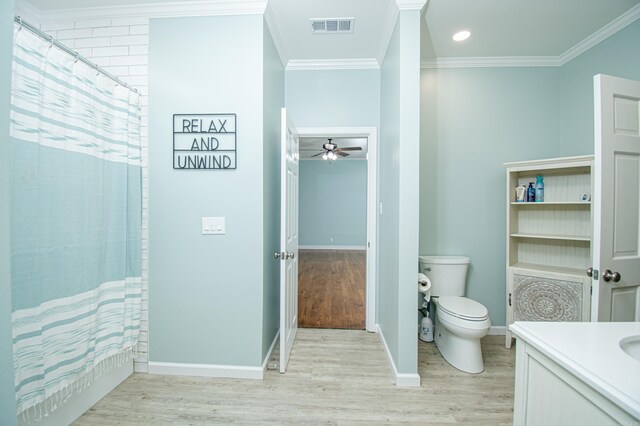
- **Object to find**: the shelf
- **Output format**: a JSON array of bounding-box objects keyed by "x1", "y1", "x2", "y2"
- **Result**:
[
  {"x1": 509, "y1": 262, "x2": 587, "y2": 277},
  {"x1": 510, "y1": 232, "x2": 591, "y2": 242},
  {"x1": 510, "y1": 201, "x2": 590, "y2": 206}
]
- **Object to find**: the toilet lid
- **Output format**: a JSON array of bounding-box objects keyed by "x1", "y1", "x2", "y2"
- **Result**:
[{"x1": 437, "y1": 296, "x2": 488, "y2": 321}]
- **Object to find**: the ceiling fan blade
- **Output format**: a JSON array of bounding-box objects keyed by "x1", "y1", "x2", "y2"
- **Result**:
[
  {"x1": 310, "y1": 152, "x2": 324, "y2": 158},
  {"x1": 336, "y1": 151, "x2": 349, "y2": 157},
  {"x1": 337, "y1": 147, "x2": 362, "y2": 151}
]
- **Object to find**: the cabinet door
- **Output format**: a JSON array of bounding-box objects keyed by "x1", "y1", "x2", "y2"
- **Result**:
[{"x1": 510, "y1": 268, "x2": 591, "y2": 323}]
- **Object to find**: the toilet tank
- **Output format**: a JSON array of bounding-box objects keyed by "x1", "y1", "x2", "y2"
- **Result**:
[{"x1": 418, "y1": 255, "x2": 470, "y2": 297}]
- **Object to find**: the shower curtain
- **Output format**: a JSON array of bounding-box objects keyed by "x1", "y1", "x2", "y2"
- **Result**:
[{"x1": 9, "y1": 23, "x2": 142, "y2": 419}]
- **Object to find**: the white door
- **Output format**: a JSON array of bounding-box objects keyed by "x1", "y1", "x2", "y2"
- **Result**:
[
  {"x1": 279, "y1": 108, "x2": 299, "y2": 373},
  {"x1": 592, "y1": 74, "x2": 640, "y2": 321}
]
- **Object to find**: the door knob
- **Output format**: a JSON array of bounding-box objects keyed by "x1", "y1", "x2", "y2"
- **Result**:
[
  {"x1": 274, "y1": 252, "x2": 281, "y2": 259},
  {"x1": 586, "y1": 267, "x2": 593, "y2": 277},
  {"x1": 602, "y1": 269, "x2": 621, "y2": 282},
  {"x1": 289, "y1": 252, "x2": 295, "y2": 260}
]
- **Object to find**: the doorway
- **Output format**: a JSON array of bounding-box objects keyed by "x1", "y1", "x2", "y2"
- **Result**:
[{"x1": 296, "y1": 127, "x2": 378, "y2": 332}]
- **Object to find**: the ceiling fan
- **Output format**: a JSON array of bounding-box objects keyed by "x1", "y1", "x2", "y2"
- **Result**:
[{"x1": 309, "y1": 138, "x2": 362, "y2": 160}]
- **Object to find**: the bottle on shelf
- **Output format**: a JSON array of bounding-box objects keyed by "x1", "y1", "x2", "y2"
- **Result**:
[
  {"x1": 535, "y1": 175, "x2": 544, "y2": 202},
  {"x1": 527, "y1": 182, "x2": 535, "y2": 202}
]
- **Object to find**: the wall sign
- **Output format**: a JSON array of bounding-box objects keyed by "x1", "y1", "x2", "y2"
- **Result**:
[{"x1": 173, "y1": 113, "x2": 237, "y2": 169}]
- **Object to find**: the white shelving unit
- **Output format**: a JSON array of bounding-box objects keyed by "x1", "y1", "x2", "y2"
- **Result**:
[{"x1": 505, "y1": 155, "x2": 594, "y2": 348}]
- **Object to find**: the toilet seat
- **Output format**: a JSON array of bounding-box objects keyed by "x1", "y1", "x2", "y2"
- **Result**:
[{"x1": 437, "y1": 296, "x2": 489, "y2": 321}]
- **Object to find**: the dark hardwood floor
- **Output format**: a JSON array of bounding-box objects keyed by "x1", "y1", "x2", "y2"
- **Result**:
[{"x1": 298, "y1": 249, "x2": 366, "y2": 329}]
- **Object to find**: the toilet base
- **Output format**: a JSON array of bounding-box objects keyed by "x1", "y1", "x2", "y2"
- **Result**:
[{"x1": 434, "y1": 316, "x2": 486, "y2": 374}]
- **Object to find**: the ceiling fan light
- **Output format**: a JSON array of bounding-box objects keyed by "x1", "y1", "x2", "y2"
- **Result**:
[{"x1": 322, "y1": 152, "x2": 328, "y2": 160}]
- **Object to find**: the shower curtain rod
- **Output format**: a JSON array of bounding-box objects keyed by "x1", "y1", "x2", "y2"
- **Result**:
[{"x1": 14, "y1": 15, "x2": 139, "y2": 95}]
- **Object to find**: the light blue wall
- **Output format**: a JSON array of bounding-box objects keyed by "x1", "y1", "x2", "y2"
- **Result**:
[
  {"x1": 420, "y1": 67, "x2": 562, "y2": 326},
  {"x1": 0, "y1": 1, "x2": 17, "y2": 423},
  {"x1": 560, "y1": 20, "x2": 640, "y2": 154},
  {"x1": 261, "y1": 19, "x2": 283, "y2": 360},
  {"x1": 379, "y1": 10, "x2": 421, "y2": 376},
  {"x1": 379, "y1": 19, "x2": 400, "y2": 369},
  {"x1": 419, "y1": 21, "x2": 640, "y2": 327},
  {"x1": 148, "y1": 15, "x2": 266, "y2": 367},
  {"x1": 299, "y1": 160, "x2": 367, "y2": 247},
  {"x1": 285, "y1": 69, "x2": 380, "y2": 127}
]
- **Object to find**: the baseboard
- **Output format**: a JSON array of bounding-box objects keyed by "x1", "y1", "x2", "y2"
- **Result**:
[
  {"x1": 19, "y1": 360, "x2": 133, "y2": 426},
  {"x1": 148, "y1": 361, "x2": 263, "y2": 380},
  {"x1": 298, "y1": 245, "x2": 366, "y2": 250},
  {"x1": 261, "y1": 330, "x2": 280, "y2": 375},
  {"x1": 376, "y1": 324, "x2": 421, "y2": 387},
  {"x1": 489, "y1": 326, "x2": 507, "y2": 336}
]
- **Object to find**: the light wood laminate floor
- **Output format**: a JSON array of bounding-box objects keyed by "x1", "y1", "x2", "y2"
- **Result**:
[
  {"x1": 298, "y1": 249, "x2": 366, "y2": 330},
  {"x1": 76, "y1": 330, "x2": 515, "y2": 425}
]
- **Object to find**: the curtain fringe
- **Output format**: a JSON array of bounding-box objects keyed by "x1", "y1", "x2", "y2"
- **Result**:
[{"x1": 18, "y1": 345, "x2": 137, "y2": 425}]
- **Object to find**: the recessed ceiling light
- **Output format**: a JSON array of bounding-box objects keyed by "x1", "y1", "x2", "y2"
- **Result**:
[{"x1": 452, "y1": 30, "x2": 471, "y2": 42}]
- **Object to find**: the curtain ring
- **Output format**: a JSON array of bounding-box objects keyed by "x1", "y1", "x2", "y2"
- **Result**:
[
  {"x1": 74, "y1": 52, "x2": 79, "y2": 63},
  {"x1": 17, "y1": 16, "x2": 23, "y2": 32},
  {"x1": 48, "y1": 35, "x2": 54, "y2": 49}
]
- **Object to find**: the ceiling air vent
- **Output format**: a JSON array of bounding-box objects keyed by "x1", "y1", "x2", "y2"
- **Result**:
[{"x1": 310, "y1": 18, "x2": 354, "y2": 34}]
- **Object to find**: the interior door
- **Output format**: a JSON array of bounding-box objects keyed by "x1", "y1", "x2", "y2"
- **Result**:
[
  {"x1": 592, "y1": 74, "x2": 640, "y2": 321},
  {"x1": 279, "y1": 108, "x2": 299, "y2": 373}
]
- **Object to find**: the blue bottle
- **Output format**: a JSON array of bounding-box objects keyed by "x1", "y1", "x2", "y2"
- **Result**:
[
  {"x1": 535, "y1": 175, "x2": 544, "y2": 202},
  {"x1": 527, "y1": 183, "x2": 535, "y2": 202}
]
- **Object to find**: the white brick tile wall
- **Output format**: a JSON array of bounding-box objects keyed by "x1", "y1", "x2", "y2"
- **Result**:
[
  {"x1": 110, "y1": 54, "x2": 147, "y2": 66},
  {"x1": 111, "y1": 35, "x2": 148, "y2": 46},
  {"x1": 74, "y1": 37, "x2": 110, "y2": 48},
  {"x1": 40, "y1": 21, "x2": 74, "y2": 32},
  {"x1": 92, "y1": 26, "x2": 130, "y2": 37},
  {"x1": 39, "y1": 16, "x2": 151, "y2": 369},
  {"x1": 57, "y1": 28, "x2": 93, "y2": 40},
  {"x1": 74, "y1": 19, "x2": 110, "y2": 29},
  {"x1": 91, "y1": 46, "x2": 129, "y2": 57},
  {"x1": 129, "y1": 45, "x2": 149, "y2": 55},
  {"x1": 130, "y1": 25, "x2": 149, "y2": 35},
  {"x1": 110, "y1": 17, "x2": 149, "y2": 26}
]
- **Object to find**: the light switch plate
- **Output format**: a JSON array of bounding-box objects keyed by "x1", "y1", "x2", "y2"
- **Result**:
[{"x1": 202, "y1": 217, "x2": 225, "y2": 235}]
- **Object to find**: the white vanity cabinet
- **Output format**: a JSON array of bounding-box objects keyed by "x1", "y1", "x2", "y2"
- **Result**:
[
  {"x1": 505, "y1": 156, "x2": 594, "y2": 348},
  {"x1": 511, "y1": 322, "x2": 640, "y2": 426}
]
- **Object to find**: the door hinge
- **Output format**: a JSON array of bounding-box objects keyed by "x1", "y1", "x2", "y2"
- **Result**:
[
  {"x1": 590, "y1": 285, "x2": 592, "y2": 295},
  {"x1": 367, "y1": 241, "x2": 370, "y2": 248},
  {"x1": 508, "y1": 292, "x2": 512, "y2": 306}
]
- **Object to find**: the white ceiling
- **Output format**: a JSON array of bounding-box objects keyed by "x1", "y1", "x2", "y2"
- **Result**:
[
  {"x1": 422, "y1": 0, "x2": 640, "y2": 60},
  {"x1": 20, "y1": 0, "x2": 640, "y2": 64}
]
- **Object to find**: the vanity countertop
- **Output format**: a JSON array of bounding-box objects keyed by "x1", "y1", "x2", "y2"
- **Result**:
[{"x1": 510, "y1": 321, "x2": 640, "y2": 420}]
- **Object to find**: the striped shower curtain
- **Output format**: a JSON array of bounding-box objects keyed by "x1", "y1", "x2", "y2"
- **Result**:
[{"x1": 9, "y1": 24, "x2": 142, "y2": 419}]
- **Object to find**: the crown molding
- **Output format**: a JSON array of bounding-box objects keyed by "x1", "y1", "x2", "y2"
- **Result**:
[
  {"x1": 395, "y1": 0, "x2": 428, "y2": 11},
  {"x1": 263, "y1": 0, "x2": 287, "y2": 68},
  {"x1": 286, "y1": 58, "x2": 379, "y2": 71},
  {"x1": 377, "y1": 0, "x2": 399, "y2": 66},
  {"x1": 558, "y1": 2, "x2": 640, "y2": 65},
  {"x1": 37, "y1": 0, "x2": 268, "y2": 22},
  {"x1": 421, "y1": 56, "x2": 562, "y2": 69}
]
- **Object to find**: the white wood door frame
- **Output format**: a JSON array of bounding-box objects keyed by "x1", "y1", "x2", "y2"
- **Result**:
[{"x1": 297, "y1": 126, "x2": 378, "y2": 333}]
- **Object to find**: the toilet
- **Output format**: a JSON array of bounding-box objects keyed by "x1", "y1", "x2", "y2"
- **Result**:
[{"x1": 419, "y1": 255, "x2": 491, "y2": 374}]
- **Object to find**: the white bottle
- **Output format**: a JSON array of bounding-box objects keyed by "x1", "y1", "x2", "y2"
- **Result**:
[{"x1": 419, "y1": 312, "x2": 434, "y2": 342}]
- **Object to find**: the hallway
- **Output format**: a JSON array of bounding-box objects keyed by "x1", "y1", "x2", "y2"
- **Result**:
[{"x1": 298, "y1": 249, "x2": 366, "y2": 329}]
